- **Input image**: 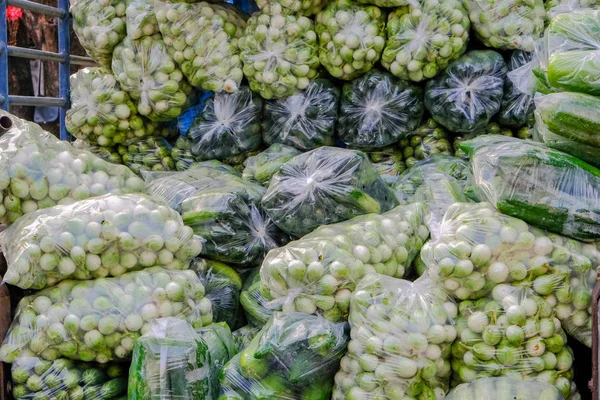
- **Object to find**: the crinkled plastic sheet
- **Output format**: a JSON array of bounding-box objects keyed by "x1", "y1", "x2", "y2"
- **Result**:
[
  {"x1": 420, "y1": 202, "x2": 596, "y2": 347},
  {"x1": 219, "y1": 312, "x2": 349, "y2": 400},
  {"x1": 262, "y1": 79, "x2": 339, "y2": 151},
  {"x1": 0, "y1": 267, "x2": 215, "y2": 364},
  {"x1": 398, "y1": 118, "x2": 454, "y2": 168},
  {"x1": 118, "y1": 137, "x2": 175, "y2": 175},
  {"x1": 332, "y1": 274, "x2": 456, "y2": 400},
  {"x1": 446, "y1": 378, "x2": 565, "y2": 400},
  {"x1": 382, "y1": 0, "x2": 470, "y2": 82},
  {"x1": 545, "y1": 0, "x2": 600, "y2": 23},
  {"x1": 425, "y1": 50, "x2": 508, "y2": 134},
  {"x1": 232, "y1": 325, "x2": 260, "y2": 350},
  {"x1": 126, "y1": 0, "x2": 160, "y2": 40},
  {"x1": 498, "y1": 50, "x2": 536, "y2": 128},
  {"x1": 261, "y1": 146, "x2": 399, "y2": 236},
  {"x1": 242, "y1": 144, "x2": 302, "y2": 186}
]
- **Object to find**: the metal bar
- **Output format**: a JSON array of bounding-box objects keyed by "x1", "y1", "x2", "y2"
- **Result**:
[
  {"x1": 7, "y1": 47, "x2": 95, "y2": 66},
  {"x1": 8, "y1": 95, "x2": 67, "y2": 107},
  {"x1": 70, "y1": 54, "x2": 95, "y2": 66},
  {"x1": 0, "y1": 0, "x2": 8, "y2": 111},
  {"x1": 7, "y1": 0, "x2": 64, "y2": 18},
  {"x1": 58, "y1": 0, "x2": 70, "y2": 140}
]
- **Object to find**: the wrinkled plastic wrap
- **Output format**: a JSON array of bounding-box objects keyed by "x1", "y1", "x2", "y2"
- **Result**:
[
  {"x1": 11, "y1": 357, "x2": 127, "y2": 400},
  {"x1": 242, "y1": 144, "x2": 301, "y2": 186},
  {"x1": 332, "y1": 274, "x2": 456, "y2": 400},
  {"x1": 72, "y1": 139, "x2": 124, "y2": 165},
  {"x1": 170, "y1": 136, "x2": 202, "y2": 171},
  {"x1": 240, "y1": 269, "x2": 273, "y2": 327},
  {"x1": 187, "y1": 87, "x2": 262, "y2": 161},
  {"x1": 337, "y1": 70, "x2": 424, "y2": 150},
  {"x1": 316, "y1": 0, "x2": 386, "y2": 80},
  {"x1": 259, "y1": 204, "x2": 430, "y2": 322},
  {"x1": 126, "y1": 0, "x2": 159, "y2": 40},
  {"x1": 118, "y1": 137, "x2": 175, "y2": 175},
  {"x1": 498, "y1": 50, "x2": 536, "y2": 128},
  {"x1": 239, "y1": 12, "x2": 319, "y2": 99},
  {"x1": 451, "y1": 285, "x2": 576, "y2": 398},
  {"x1": 219, "y1": 312, "x2": 349, "y2": 400},
  {"x1": 398, "y1": 118, "x2": 454, "y2": 168},
  {"x1": 425, "y1": 50, "x2": 508, "y2": 133},
  {"x1": 262, "y1": 79, "x2": 339, "y2": 150},
  {"x1": 232, "y1": 325, "x2": 260, "y2": 351},
  {"x1": 448, "y1": 378, "x2": 565, "y2": 400},
  {"x1": 0, "y1": 267, "x2": 215, "y2": 364},
  {"x1": 262, "y1": 146, "x2": 398, "y2": 236},
  {"x1": 156, "y1": 1, "x2": 246, "y2": 93},
  {"x1": 367, "y1": 146, "x2": 407, "y2": 185},
  {"x1": 382, "y1": 0, "x2": 470, "y2": 82},
  {"x1": 256, "y1": 0, "x2": 329, "y2": 16},
  {"x1": 545, "y1": 0, "x2": 600, "y2": 22},
  {"x1": 0, "y1": 110, "x2": 145, "y2": 225},
  {"x1": 420, "y1": 202, "x2": 596, "y2": 347}
]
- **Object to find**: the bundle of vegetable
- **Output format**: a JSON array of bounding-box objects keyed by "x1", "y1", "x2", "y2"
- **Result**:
[
  {"x1": 0, "y1": 267, "x2": 214, "y2": 364},
  {"x1": 170, "y1": 136, "x2": 199, "y2": 171},
  {"x1": 72, "y1": 139, "x2": 124, "y2": 165},
  {"x1": 240, "y1": 269, "x2": 273, "y2": 327},
  {"x1": 464, "y1": 0, "x2": 544, "y2": 51},
  {"x1": 498, "y1": 50, "x2": 536, "y2": 128},
  {"x1": 118, "y1": 137, "x2": 175, "y2": 175},
  {"x1": 156, "y1": 1, "x2": 246, "y2": 93},
  {"x1": 242, "y1": 144, "x2": 301, "y2": 186},
  {"x1": 70, "y1": 0, "x2": 126, "y2": 66},
  {"x1": 11, "y1": 357, "x2": 127, "y2": 400},
  {"x1": 233, "y1": 326, "x2": 261, "y2": 351},
  {"x1": 262, "y1": 146, "x2": 398, "y2": 236},
  {"x1": 451, "y1": 285, "x2": 576, "y2": 398},
  {"x1": 112, "y1": 36, "x2": 192, "y2": 122},
  {"x1": 259, "y1": 203, "x2": 429, "y2": 322},
  {"x1": 398, "y1": 118, "x2": 454, "y2": 168},
  {"x1": 447, "y1": 378, "x2": 565, "y2": 400},
  {"x1": 332, "y1": 274, "x2": 455, "y2": 400},
  {"x1": 0, "y1": 110, "x2": 145, "y2": 225},
  {"x1": 366, "y1": 146, "x2": 407, "y2": 185},
  {"x1": 221, "y1": 149, "x2": 265, "y2": 174},
  {"x1": 460, "y1": 135, "x2": 600, "y2": 242},
  {"x1": 219, "y1": 312, "x2": 349, "y2": 400},
  {"x1": 316, "y1": 0, "x2": 386, "y2": 80},
  {"x1": 337, "y1": 70, "x2": 424, "y2": 150},
  {"x1": 187, "y1": 87, "x2": 263, "y2": 161},
  {"x1": 425, "y1": 50, "x2": 508, "y2": 133},
  {"x1": 256, "y1": 0, "x2": 329, "y2": 16},
  {"x1": 239, "y1": 11, "x2": 319, "y2": 99},
  {"x1": 452, "y1": 122, "x2": 517, "y2": 159},
  {"x1": 381, "y1": 0, "x2": 470, "y2": 82},
  {"x1": 126, "y1": 0, "x2": 159, "y2": 40},
  {"x1": 420, "y1": 202, "x2": 596, "y2": 347},
  {"x1": 261, "y1": 79, "x2": 339, "y2": 151},
  {"x1": 545, "y1": 0, "x2": 600, "y2": 22}
]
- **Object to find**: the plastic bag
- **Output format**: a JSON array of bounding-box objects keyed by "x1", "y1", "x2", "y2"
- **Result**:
[
  {"x1": 72, "y1": 139, "x2": 124, "y2": 165},
  {"x1": 382, "y1": 0, "x2": 470, "y2": 82},
  {"x1": 11, "y1": 357, "x2": 127, "y2": 400},
  {"x1": 316, "y1": 0, "x2": 386, "y2": 80},
  {"x1": 255, "y1": 0, "x2": 329, "y2": 16},
  {"x1": 425, "y1": 50, "x2": 508, "y2": 134},
  {"x1": 219, "y1": 312, "x2": 349, "y2": 400},
  {"x1": 187, "y1": 87, "x2": 263, "y2": 161},
  {"x1": 242, "y1": 144, "x2": 302, "y2": 186},
  {"x1": 446, "y1": 377, "x2": 565, "y2": 400},
  {"x1": 0, "y1": 267, "x2": 215, "y2": 364},
  {"x1": 70, "y1": 0, "x2": 127, "y2": 66},
  {"x1": 0, "y1": 110, "x2": 145, "y2": 225},
  {"x1": 451, "y1": 285, "x2": 576, "y2": 398},
  {"x1": 239, "y1": 12, "x2": 319, "y2": 99},
  {"x1": 420, "y1": 202, "x2": 596, "y2": 347},
  {"x1": 118, "y1": 137, "x2": 175, "y2": 175},
  {"x1": 262, "y1": 79, "x2": 339, "y2": 151},
  {"x1": 498, "y1": 50, "x2": 536, "y2": 128},
  {"x1": 156, "y1": 1, "x2": 246, "y2": 93},
  {"x1": 240, "y1": 269, "x2": 273, "y2": 327},
  {"x1": 259, "y1": 204, "x2": 430, "y2": 322},
  {"x1": 545, "y1": 0, "x2": 600, "y2": 22},
  {"x1": 398, "y1": 118, "x2": 454, "y2": 168},
  {"x1": 262, "y1": 146, "x2": 398, "y2": 236},
  {"x1": 332, "y1": 274, "x2": 456, "y2": 400},
  {"x1": 337, "y1": 70, "x2": 424, "y2": 150},
  {"x1": 367, "y1": 146, "x2": 407, "y2": 185},
  {"x1": 126, "y1": 0, "x2": 159, "y2": 40},
  {"x1": 232, "y1": 326, "x2": 260, "y2": 351}
]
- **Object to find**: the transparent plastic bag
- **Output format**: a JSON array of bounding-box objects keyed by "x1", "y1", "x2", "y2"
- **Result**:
[
  {"x1": 117, "y1": 137, "x2": 175, "y2": 175},
  {"x1": 232, "y1": 325, "x2": 260, "y2": 351},
  {"x1": 337, "y1": 70, "x2": 424, "y2": 150},
  {"x1": 187, "y1": 87, "x2": 263, "y2": 161},
  {"x1": 425, "y1": 50, "x2": 508, "y2": 133},
  {"x1": 382, "y1": 0, "x2": 470, "y2": 82},
  {"x1": 219, "y1": 312, "x2": 349, "y2": 400},
  {"x1": 367, "y1": 146, "x2": 407, "y2": 185},
  {"x1": 332, "y1": 274, "x2": 456, "y2": 400},
  {"x1": 447, "y1": 377, "x2": 565, "y2": 400},
  {"x1": 259, "y1": 204, "x2": 430, "y2": 322},
  {"x1": 126, "y1": 0, "x2": 159, "y2": 40},
  {"x1": 11, "y1": 357, "x2": 128, "y2": 400},
  {"x1": 0, "y1": 110, "x2": 145, "y2": 225},
  {"x1": 398, "y1": 118, "x2": 454, "y2": 168},
  {"x1": 242, "y1": 144, "x2": 301, "y2": 186},
  {"x1": 261, "y1": 146, "x2": 399, "y2": 236},
  {"x1": 262, "y1": 79, "x2": 339, "y2": 151},
  {"x1": 498, "y1": 50, "x2": 536, "y2": 128},
  {"x1": 316, "y1": 0, "x2": 386, "y2": 80},
  {"x1": 545, "y1": 0, "x2": 600, "y2": 22},
  {"x1": 239, "y1": 12, "x2": 319, "y2": 99},
  {"x1": 0, "y1": 267, "x2": 215, "y2": 364},
  {"x1": 255, "y1": 0, "x2": 329, "y2": 17},
  {"x1": 156, "y1": 1, "x2": 246, "y2": 93},
  {"x1": 420, "y1": 202, "x2": 596, "y2": 347},
  {"x1": 240, "y1": 269, "x2": 273, "y2": 327},
  {"x1": 72, "y1": 139, "x2": 124, "y2": 165}
]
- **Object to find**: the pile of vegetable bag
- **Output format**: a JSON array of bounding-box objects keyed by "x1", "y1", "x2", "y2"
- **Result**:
[
  {"x1": 397, "y1": 118, "x2": 455, "y2": 168},
  {"x1": 242, "y1": 144, "x2": 301, "y2": 186},
  {"x1": 118, "y1": 137, "x2": 175, "y2": 175}
]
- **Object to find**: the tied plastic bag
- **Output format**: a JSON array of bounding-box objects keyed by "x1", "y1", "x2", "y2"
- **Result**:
[
  {"x1": 72, "y1": 139, "x2": 124, "y2": 165},
  {"x1": 70, "y1": 0, "x2": 127, "y2": 66},
  {"x1": 425, "y1": 50, "x2": 508, "y2": 134},
  {"x1": 256, "y1": 0, "x2": 329, "y2": 17},
  {"x1": 11, "y1": 357, "x2": 127, "y2": 400},
  {"x1": 398, "y1": 118, "x2": 454, "y2": 168},
  {"x1": 118, "y1": 137, "x2": 175, "y2": 175},
  {"x1": 239, "y1": 12, "x2": 319, "y2": 99},
  {"x1": 219, "y1": 312, "x2": 349, "y2": 400},
  {"x1": 126, "y1": 0, "x2": 159, "y2": 40},
  {"x1": 545, "y1": 0, "x2": 600, "y2": 22},
  {"x1": 446, "y1": 378, "x2": 565, "y2": 400},
  {"x1": 0, "y1": 110, "x2": 145, "y2": 225},
  {"x1": 262, "y1": 79, "x2": 339, "y2": 151},
  {"x1": 367, "y1": 146, "x2": 407, "y2": 185},
  {"x1": 259, "y1": 204, "x2": 430, "y2": 322},
  {"x1": 498, "y1": 50, "x2": 536, "y2": 128},
  {"x1": 332, "y1": 274, "x2": 456, "y2": 400},
  {"x1": 262, "y1": 146, "x2": 399, "y2": 236},
  {"x1": 316, "y1": 0, "x2": 386, "y2": 80},
  {"x1": 451, "y1": 285, "x2": 576, "y2": 399},
  {"x1": 0, "y1": 267, "x2": 215, "y2": 364},
  {"x1": 382, "y1": 0, "x2": 470, "y2": 82},
  {"x1": 242, "y1": 144, "x2": 302, "y2": 186},
  {"x1": 337, "y1": 70, "x2": 424, "y2": 150},
  {"x1": 420, "y1": 202, "x2": 596, "y2": 347},
  {"x1": 240, "y1": 269, "x2": 273, "y2": 327},
  {"x1": 156, "y1": 1, "x2": 246, "y2": 93},
  {"x1": 232, "y1": 325, "x2": 260, "y2": 350},
  {"x1": 187, "y1": 87, "x2": 263, "y2": 161}
]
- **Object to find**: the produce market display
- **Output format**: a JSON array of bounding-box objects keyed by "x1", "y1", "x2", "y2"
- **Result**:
[
  {"x1": 398, "y1": 118, "x2": 454, "y2": 167},
  {"x1": 242, "y1": 144, "x2": 301, "y2": 186},
  {"x1": 446, "y1": 378, "x2": 565, "y2": 400}
]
